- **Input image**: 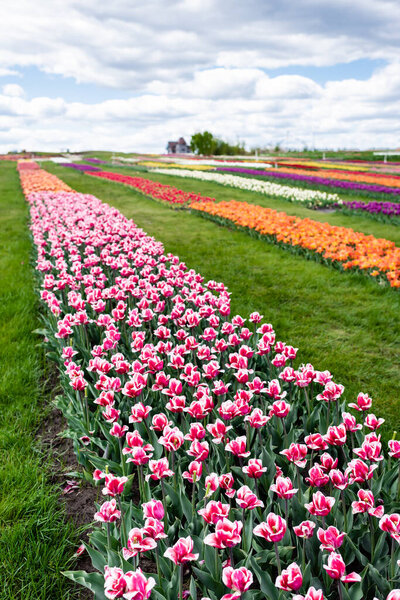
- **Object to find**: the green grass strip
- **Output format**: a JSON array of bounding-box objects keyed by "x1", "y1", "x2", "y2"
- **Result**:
[{"x1": 0, "y1": 162, "x2": 79, "y2": 600}]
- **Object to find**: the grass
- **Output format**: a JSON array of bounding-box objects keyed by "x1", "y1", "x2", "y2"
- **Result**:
[
  {"x1": 0, "y1": 162, "x2": 80, "y2": 599},
  {"x1": 45, "y1": 163, "x2": 400, "y2": 434}
]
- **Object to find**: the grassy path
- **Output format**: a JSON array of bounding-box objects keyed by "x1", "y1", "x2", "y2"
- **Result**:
[
  {"x1": 45, "y1": 164, "x2": 400, "y2": 433},
  {"x1": 0, "y1": 162, "x2": 78, "y2": 599}
]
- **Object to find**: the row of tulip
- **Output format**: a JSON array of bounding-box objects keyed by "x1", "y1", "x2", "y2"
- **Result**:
[
  {"x1": 264, "y1": 165, "x2": 400, "y2": 189},
  {"x1": 336, "y1": 201, "x2": 400, "y2": 224},
  {"x1": 150, "y1": 169, "x2": 341, "y2": 208},
  {"x1": 190, "y1": 199, "x2": 400, "y2": 288},
  {"x1": 87, "y1": 171, "x2": 216, "y2": 206},
  {"x1": 216, "y1": 168, "x2": 400, "y2": 200},
  {"x1": 20, "y1": 163, "x2": 400, "y2": 600},
  {"x1": 18, "y1": 161, "x2": 72, "y2": 194},
  {"x1": 61, "y1": 162, "x2": 103, "y2": 172}
]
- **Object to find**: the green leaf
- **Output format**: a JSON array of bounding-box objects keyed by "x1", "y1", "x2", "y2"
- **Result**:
[
  {"x1": 62, "y1": 570, "x2": 106, "y2": 600},
  {"x1": 250, "y1": 556, "x2": 279, "y2": 600}
]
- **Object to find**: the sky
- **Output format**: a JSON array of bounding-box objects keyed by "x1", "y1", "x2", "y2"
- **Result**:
[{"x1": 0, "y1": 0, "x2": 399, "y2": 153}]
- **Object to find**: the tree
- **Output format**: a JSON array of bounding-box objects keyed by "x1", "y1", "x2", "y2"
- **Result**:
[
  {"x1": 190, "y1": 131, "x2": 216, "y2": 155},
  {"x1": 191, "y1": 131, "x2": 246, "y2": 156}
]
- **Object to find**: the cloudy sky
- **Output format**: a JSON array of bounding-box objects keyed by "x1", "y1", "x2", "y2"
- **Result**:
[{"x1": 0, "y1": 0, "x2": 399, "y2": 152}]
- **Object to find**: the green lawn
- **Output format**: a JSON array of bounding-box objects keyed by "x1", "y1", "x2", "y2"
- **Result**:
[
  {"x1": 45, "y1": 163, "x2": 400, "y2": 434},
  {"x1": 0, "y1": 162, "x2": 79, "y2": 599}
]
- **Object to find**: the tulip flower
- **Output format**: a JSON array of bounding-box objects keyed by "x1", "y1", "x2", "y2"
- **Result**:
[
  {"x1": 142, "y1": 500, "x2": 164, "y2": 521},
  {"x1": 253, "y1": 513, "x2": 287, "y2": 542},
  {"x1": 242, "y1": 458, "x2": 267, "y2": 479},
  {"x1": 275, "y1": 562, "x2": 303, "y2": 591},
  {"x1": 293, "y1": 587, "x2": 324, "y2": 600},
  {"x1": 123, "y1": 568, "x2": 156, "y2": 600},
  {"x1": 293, "y1": 520, "x2": 316, "y2": 539},
  {"x1": 235, "y1": 485, "x2": 264, "y2": 509},
  {"x1": 323, "y1": 552, "x2": 361, "y2": 583},
  {"x1": 270, "y1": 476, "x2": 297, "y2": 498},
  {"x1": 204, "y1": 518, "x2": 243, "y2": 548},
  {"x1": 94, "y1": 499, "x2": 121, "y2": 523},
  {"x1": 222, "y1": 566, "x2": 253, "y2": 594},
  {"x1": 198, "y1": 501, "x2": 230, "y2": 524},
  {"x1": 305, "y1": 491, "x2": 335, "y2": 517},
  {"x1": 123, "y1": 528, "x2": 157, "y2": 560},
  {"x1": 164, "y1": 536, "x2": 199, "y2": 564},
  {"x1": 317, "y1": 526, "x2": 346, "y2": 552}
]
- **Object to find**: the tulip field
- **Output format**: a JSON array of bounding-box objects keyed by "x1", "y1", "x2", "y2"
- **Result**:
[{"x1": 3, "y1": 154, "x2": 400, "y2": 600}]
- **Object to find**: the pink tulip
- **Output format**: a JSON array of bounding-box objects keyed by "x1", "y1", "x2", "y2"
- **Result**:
[
  {"x1": 222, "y1": 566, "x2": 253, "y2": 593},
  {"x1": 182, "y1": 460, "x2": 203, "y2": 483},
  {"x1": 386, "y1": 592, "x2": 400, "y2": 600},
  {"x1": 389, "y1": 440, "x2": 400, "y2": 459},
  {"x1": 123, "y1": 528, "x2": 157, "y2": 560},
  {"x1": 164, "y1": 536, "x2": 199, "y2": 564},
  {"x1": 145, "y1": 457, "x2": 174, "y2": 481},
  {"x1": 345, "y1": 459, "x2": 377, "y2": 484},
  {"x1": 94, "y1": 499, "x2": 121, "y2": 523},
  {"x1": 244, "y1": 408, "x2": 270, "y2": 428},
  {"x1": 364, "y1": 413, "x2": 385, "y2": 430},
  {"x1": 270, "y1": 476, "x2": 297, "y2": 498},
  {"x1": 142, "y1": 500, "x2": 164, "y2": 520},
  {"x1": 242, "y1": 458, "x2": 267, "y2": 479},
  {"x1": 110, "y1": 422, "x2": 129, "y2": 438},
  {"x1": 253, "y1": 513, "x2": 287, "y2": 542},
  {"x1": 198, "y1": 501, "x2": 230, "y2": 524},
  {"x1": 235, "y1": 485, "x2": 264, "y2": 510},
  {"x1": 151, "y1": 413, "x2": 171, "y2": 431},
  {"x1": 124, "y1": 568, "x2": 156, "y2": 600},
  {"x1": 129, "y1": 402, "x2": 152, "y2": 423},
  {"x1": 269, "y1": 400, "x2": 290, "y2": 418},
  {"x1": 275, "y1": 562, "x2": 303, "y2": 591},
  {"x1": 280, "y1": 443, "x2": 307, "y2": 468},
  {"x1": 185, "y1": 422, "x2": 206, "y2": 441},
  {"x1": 293, "y1": 520, "x2": 316, "y2": 539},
  {"x1": 352, "y1": 489, "x2": 384, "y2": 518},
  {"x1": 323, "y1": 552, "x2": 361, "y2": 583},
  {"x1": 143, "y1": 517, "x2": 167, "y2": 540},
  {"x1": 329, "y1": 469, "x2": 348, "y2": 490},
  {"x1": 102, "y1": 474, "x2": 128, "y2": 497},
  {"x1": 305, "y1": 491, "x2": 335, "y2": 516},
  {"x1": 204, "y1": 518, "x2": 243, "y2": 548},
  {"x1": 317, "y1": 526, "x2": 346, "y2": 552},
  {"x1": 225, "y1": 436, "x2": 251, "y2": 458},
  {"x1": 306, "y1": 465, "x2": 330, "y2": 488},
  {"x1": 342, "y1": 412, "x2": 362, "y2": 432},
  {"x1": 158, "y1": 426, "x2": 184, "y2": 452},
  {"x1": 304, "y1": 433, "x2": 328, "y2": 451},
  {"x1": 324, "y1": 424, "x2": 347, "y2": 446},
  {"x1": 104, "y1": 566, "x2": 129, "y2": 599},
  {"x1": 319, "y1": 453, "x2": 338, "y2": 472},
  {"x1": 293, "y1": 587, "x2": 324, "y2": 600},
  {"x1": 348, "y1": 392, "x2": 372, "y2": 412}
]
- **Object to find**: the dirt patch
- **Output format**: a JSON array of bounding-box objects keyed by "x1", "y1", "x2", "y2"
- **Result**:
[{"x1": 37, "y1": 365, "x2": 98, "y2": 599}]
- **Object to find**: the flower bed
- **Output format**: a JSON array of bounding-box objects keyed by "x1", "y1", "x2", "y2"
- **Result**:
[
  {"x1": 217, "y1": 168, "x2": 400, "y2": 199},
  {"x1": 88, "y1": 170, "x2": 217, "y2": 206},
  {"x1": 60, "y1": 162, "x2": 103, "y2": 172},
  {"x1": 151, "y1": 169, "x2": 341, "y2": 208},
  {"x1": 20, "y1": 165, "x2": 400, "y2": 600},
  {"x1": 18, "y1": 161, "x2": 72, "y2": 194},
  {"x1": 335, "y1": 201, "x2": 400, "y2": 225},
  {"x1": 190, "y1": 199, "x2": 400, "y2": 288}
]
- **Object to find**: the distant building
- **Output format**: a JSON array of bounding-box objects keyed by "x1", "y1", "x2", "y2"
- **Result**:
[{"x1": 166, "y1": 137, "x2": 191, "y2": 154}]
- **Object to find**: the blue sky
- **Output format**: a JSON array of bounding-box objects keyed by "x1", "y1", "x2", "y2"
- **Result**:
[{"x1": 0, "y1": 0, "x2": 399, "y2": 152}]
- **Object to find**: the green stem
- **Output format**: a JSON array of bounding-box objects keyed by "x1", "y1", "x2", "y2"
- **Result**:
[
  {"x1": 274, "y1": 542, "x2": 281, "y2": 575},
  {"x1": 179, "y1": 564, "x2": 183, "y2": 600}
]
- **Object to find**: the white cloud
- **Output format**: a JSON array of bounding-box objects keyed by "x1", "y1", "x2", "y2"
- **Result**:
[
  {"x1": 0, "y1": 60, "x2": 399, "y2": 152},
  {"x1": 2, "y1": 83, "x2": 24, "y2": 97}
]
